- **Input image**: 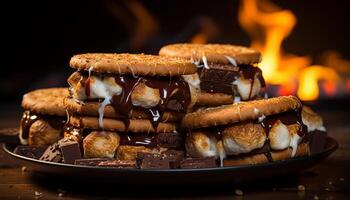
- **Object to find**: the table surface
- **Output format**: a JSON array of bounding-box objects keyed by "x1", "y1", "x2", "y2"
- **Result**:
[{"x1": 0, "y1": 103, "x2": 349, "y2": 199}]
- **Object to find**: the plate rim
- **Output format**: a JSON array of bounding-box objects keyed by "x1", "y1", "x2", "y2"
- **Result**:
[{"x1": 2, "y1": 136, "x2": 338, "y2": 173}]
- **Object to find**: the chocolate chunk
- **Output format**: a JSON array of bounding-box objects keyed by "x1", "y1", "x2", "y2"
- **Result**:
[
  {"x1": 199, "y1": 64, "x2": 239, "y2": 94},
  {"x1": 136, "y1": 152, "x2": 170, "y2": 169},
  {"x1": 163, "y1": 150, "x2": 185, "y2": 169},
  {"x1": 98, "y1": 160, "x2": 136, "y2": 168},
  {"x1": 74, "y1": 158, "x2": 112, "y2": 166},
  {"x1": 157, "y1": 132, "x2": 183, "y2": 149},
  {"x1": 40, "y1": 143, "x2": 62, "y2": 163},
  {"x1": 59, "y1": 141, "x2": 82, "y2": 164},
  {"x1": 309, "y1": 130, "x2": 327, "y2": 154},
  {"x1": 13, "y1": 145, "x2": 45, "y2": 159},
  {"x1": 180, "y1": 157, "x2": 217, "y2": 169}
]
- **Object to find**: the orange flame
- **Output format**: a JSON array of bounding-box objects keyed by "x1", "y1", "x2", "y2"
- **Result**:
[{"x1": 238, "y1": 0, "x2": 340, "y2": 101}]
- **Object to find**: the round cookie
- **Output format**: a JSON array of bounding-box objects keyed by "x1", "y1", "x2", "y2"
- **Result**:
[
  {"x1": 223, "y1": 143, "x2": 309, "y2": 166},
  {"x1": 68, "y1": 116, "x2": 178, "y2": 133},
  {"x1": 182, "y1": 96, "x2": 302, "y2": 129},
  {"x1": 159, "y1": 43, "x2": 261, "y2": 65},
  {"x1": 196, "y1": 92, "x2": 234, "y2": 107},
  {"x1": 70, "y1": 53, "x2": 196, "y2": 76},
  {"x1": 22, "y1": 88, "x2": 69, "y2": 116},
  {"x1": 64, "y1": 97, "x2": 182, "y2": 122}
]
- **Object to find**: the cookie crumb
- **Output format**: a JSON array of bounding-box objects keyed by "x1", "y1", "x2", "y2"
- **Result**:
[
  {"x1": 8, "y1": 185, "x2": 13, "y2": 188},
  {"x1": 325, "y1": 187, "x2": 330, "y2": 191},
  {"x1": 339, "y1": 177, "x2": 345, "y2": 181},
  {"x1": 313, "y1": 195, "x2": 319, "y2": 200},
  {"x1": 21, "y1": 166, "x2": 27, "y2": 172},
  {"x1": 298, "y1": 185, "x2": 306, "y2": 191},
  {"x1": 58, "y1": 192, "x2": 64, "y2": 197},
  {"x1": 329, "y1": 181, "x2": 332, "y2": 185},
  {"x1": 34, "y1": 191, "x2": 42, "y2": 197},
  {"x1": 235, "y1": 189, "x2": 243, "y2": 196}
]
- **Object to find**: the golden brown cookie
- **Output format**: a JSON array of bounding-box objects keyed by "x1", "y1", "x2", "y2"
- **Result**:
[
  {"x1": 64, "y1": 98, "x2": 183, "y2": 122},
  {"x1": 159, "y1": 43, "x2": 261, "y2": 65},
  {"x1": 68, "y1": 116, "x2": 178, "y2": 133},
  {"x1": 182, "y1": 96, "x2": 302, "y2": 129},
  {"x1": 223, "y1": 143, "x2": 309, "y2": 166},
  {"x1": 196, "y1": 92, "x2": 234, "y2": 106},
  {"x1": 22, "y1": 88, "x2": 68, "y2": 116},
  {"x1": 70, "y1": 53, "x2": 196, "y2": 76}
]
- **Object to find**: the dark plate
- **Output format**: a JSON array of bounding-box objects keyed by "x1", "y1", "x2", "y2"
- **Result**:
[{"x1": 2, "y1": 137, "x2": 338, "y2": 185}]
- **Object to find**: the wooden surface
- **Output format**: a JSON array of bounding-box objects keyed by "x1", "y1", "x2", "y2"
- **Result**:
[{"x1": 0, "y1": 103, "x2": 349, "y2": 199}]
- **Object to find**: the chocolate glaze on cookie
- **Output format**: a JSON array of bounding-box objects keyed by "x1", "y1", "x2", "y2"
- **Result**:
[{"x1": 78, "y1": 71, "x2": 191, "y2": 130}]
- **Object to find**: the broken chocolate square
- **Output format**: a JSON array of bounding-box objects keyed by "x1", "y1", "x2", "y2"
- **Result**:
[
  {"x1": 180, "y1": 157, "x2": 217, "y2": 169},
  {"x1": 136, "y1": 152, "x2": 170, "y2": 169},
  {"x1": 59, "y1": 140, "x2": 82, "y2": 164},
  {"x1": 98, "y1": 160, "x2": 136, "y2": 168},
  {"x1": 74, "y1": 158, "x2": 112, "y2": 166},
  {"x1": 13, "y1": 145, "x2": 45, "y2": 159},
  {"x1": 157, "y1": 132, "x2": 183, "y2": 149},
  {"x1": 39, "y1": 143, "x2": 62, "y2": 163},
  {"x1": 163, "y1": 150, "x2": 185, "y2": 169}
]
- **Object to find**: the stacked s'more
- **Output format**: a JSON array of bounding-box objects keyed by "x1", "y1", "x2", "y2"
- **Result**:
[
  {"x1": 160, "y1": 44, "x2": 327, "y2": 167},
  {"x1": 63, "y1": 53, "x2": 198, "y2": 168}
]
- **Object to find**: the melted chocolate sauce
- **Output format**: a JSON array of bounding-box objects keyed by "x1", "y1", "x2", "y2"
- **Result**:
[
  {"x1": 80, "y1": 71, "x2": 191, "y2": 130},
  {"x1": 20, "y1": 111, "x2": 66, "y2": 140},
  {"x1": 64, "y1": 126, "x2": 184, "y2": 149}
]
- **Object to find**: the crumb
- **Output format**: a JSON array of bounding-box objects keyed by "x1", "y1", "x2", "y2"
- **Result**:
[
  {"x1": 58, "y1": 192, "x2": 64, "y2": 197},
  {"x1": 314, "y1": 195, "x2": 319, "y2": 200},
  {"x1": 8, "y1": 185, "x2": 13, "y2": 188},
  {"x1": 34, "y1": 191, "x2": 42, "y2": 197},
  {"x1": 298, "y1": 185, "x2": 306, "y2": 191},
  {"x1": 21, "y1": 166, "x2": 27, "y2": 172},
  {"x1": 339, "y1": 177, "x2": 345, "y2": 181},
  {"x1": 235, "y1": 189, "x2": 243, "y2": 196},
  {"x1": 325, "y1": 187, "x2": 330, "y2": 191},
  {"x1": 329, "y1": 181, "x2": 332, "y2": 185}
]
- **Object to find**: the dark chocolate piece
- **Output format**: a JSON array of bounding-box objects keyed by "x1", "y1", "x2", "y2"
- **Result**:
[
  {"x1": 39, "y1": 143, "x2": 62, "y2": 163},
  {"x1": 13, "y1": 145, "x2": 45, "y2": 159},
  {"x1": 119, "y1": 132, "x2": 183, "y2": 149},
  {"x1": 309, "y1": 130, "x2": 327, "y2": 154},
  {"x1": 136, "y1": 152, "x2": 170, "y2": 169},
  {"x1": 74, "y1": 158, "x2": 111, "y2": 166},
  {"x1": 59, "y1": 140, "x2": 82, "y2": 164},
  {"x1": 180, "y1": 157, "x2": 217, "y2": 169},
  {"x1": 98, "y1": 160, "x2": 136, "y2": 168},
  {"x1": 163, "y1": 150, "x2": 185, "y2": 169}
]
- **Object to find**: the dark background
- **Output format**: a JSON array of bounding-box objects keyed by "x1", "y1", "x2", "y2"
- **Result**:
[{"x1": 3, "y1": 0, "x2": 350, "y2": 103}]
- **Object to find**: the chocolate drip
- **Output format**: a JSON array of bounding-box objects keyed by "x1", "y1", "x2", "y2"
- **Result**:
[
  {"x1": 112, "y1": 75, "x2": 191, "y2": 130},
  {"x1": 260, "y1": 109, "x2": 307, "y2": 137},
  {"x1": 20, "y1": 111, "x2": 66, "y2": 140}
]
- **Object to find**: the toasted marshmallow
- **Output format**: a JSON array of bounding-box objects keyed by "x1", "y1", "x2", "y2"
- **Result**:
[
  {"x1": 182, "y1": 73, "x2": 200, "y2": 91},
  {"x1": 269, "y1": 120, "x2": 291, "y2": 150},
  {"x1": 28, "y1": 119, "x2": 62, "y2": 146},
  {"x1": 68, "y1": 72, "x2": 122, "y2": 101},
  {"x1": 131, "y1": 82, "x2": 160, "y2": 108},
  {"x1": 287, "y1": 124, "x2": 302, "y2": 157},
  {"x1": 83, "y1": 131, "x2": 120, "y2": 158},
  {"x1": 89, "y1": 76, "x2": 122, "y2": 99},
  {"x1": 223, "y1": 123, "x2": 266, "y2": 155},
  {"x1": 301, "y1": 106, "x2": 326, "y2": 132},
  {"x1": 235, "y1": 77, "x2": 261, "y2": 100},
  {"x1": 185, "y1": 132, "x2": 218, "y2": 158}
]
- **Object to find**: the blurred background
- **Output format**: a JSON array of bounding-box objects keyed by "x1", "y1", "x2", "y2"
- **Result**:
[{"x1": 3, "y1": 0, "x2": 350, "y2": 104}]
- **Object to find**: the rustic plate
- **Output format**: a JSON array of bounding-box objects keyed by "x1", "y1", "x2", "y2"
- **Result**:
[{"x1": 2, "y1": 137, "x2": 338, "y2": 185}]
